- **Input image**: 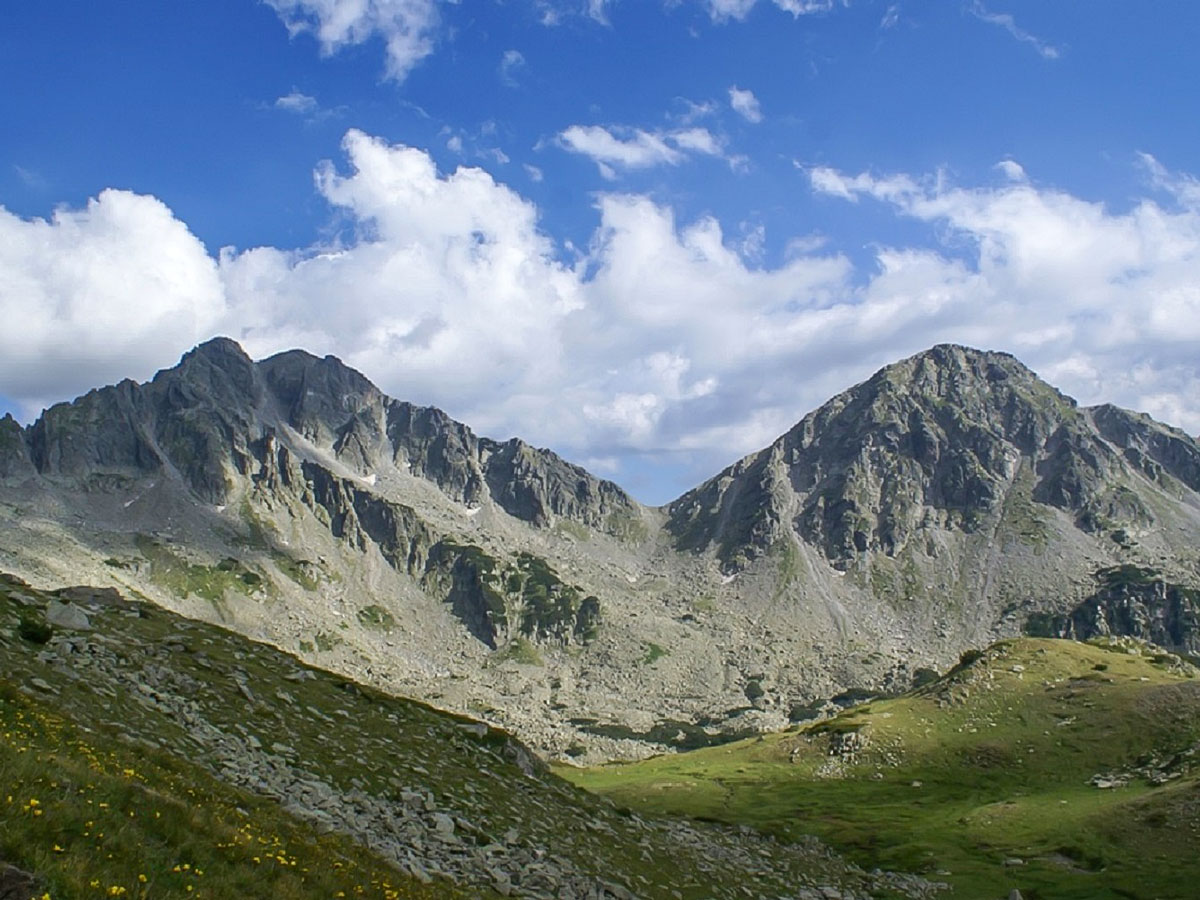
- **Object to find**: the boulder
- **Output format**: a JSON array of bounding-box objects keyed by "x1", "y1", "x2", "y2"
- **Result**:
[
  {"x1": 45, "y1": 600, "x2": 92, "y2": 631},
  {"x1": 0, "y1": 863, "x2": 41, "y2": 900}
]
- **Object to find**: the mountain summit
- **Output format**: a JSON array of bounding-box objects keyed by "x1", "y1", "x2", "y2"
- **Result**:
[
  {"x1": 2, "y1": 340, "x2": 1199, "y2": 758},
  {"x1": 17, "y1": 337, "x2": 638, "y2": 530},
  {"x1": 669, "y1": 344, "x2": 1200, "y2": 569}
]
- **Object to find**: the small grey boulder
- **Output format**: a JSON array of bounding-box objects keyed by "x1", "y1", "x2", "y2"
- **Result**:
[{"x1": 45, "y1": 600, "x2": 92, "y2": 631}]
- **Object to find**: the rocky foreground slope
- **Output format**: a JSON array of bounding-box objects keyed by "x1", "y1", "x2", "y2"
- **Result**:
[
  {"x1": 1, "y1": 340, "x2": 1198, "y2": 758},
  {"x1": 0, "y1": 572, "x2": 936, "y2": 900}
]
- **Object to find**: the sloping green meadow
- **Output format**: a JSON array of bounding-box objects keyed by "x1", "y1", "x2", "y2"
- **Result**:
[{"x1": 563, "y1": 638, "x2": 1200, "y2": 900}]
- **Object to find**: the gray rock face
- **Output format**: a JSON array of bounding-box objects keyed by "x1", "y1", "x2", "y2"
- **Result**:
[
  {"x1": 27, "y1": 337, "x2": 264, "y2": 503},
  {"x1": 256, "y1": 345, "x2": 640, "y2": 532},
  {"x1": 0, "y1": 862, "x2": 42, "y2": 900},
  {"x1": 45, "y1": 599, "x2": 92, "y2": 631},
  {"x1": 480, "y1": 437, "x2": 635, "y2": 530},
  {"x1": 0, "y1": 414, "x2": 33, "y2": 481},
  {"x1": 667, "y1": 344, "x2": 1200, "y2": 570},
  {"x1": 1030, "y1": 566, "x2": 1200, "y2": 656},
  {"x1": 298, "y1": 459, "x2": 435, "y2": 575},
  {"x1": 17, "y1": 338, "x2": 639, "y2": 534},
  {"x1": 1091, "y1": 404, "x2": 1200, "y2": 492},
  {"x1": 259, "y1": 348, "x2": 383, "y2": 449}
]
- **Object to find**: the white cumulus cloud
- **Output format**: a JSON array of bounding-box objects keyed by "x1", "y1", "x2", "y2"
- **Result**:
[
  {"x1": 558, "y1": 125, "x2": 724, "y2": 178},
  {"x1": 266, "y1": 0, "x2": 439, "y2": 82},
  {"x1": 728, "y1": 86, "x2": 763, "y2": 123},
  {"x1": 5, "y1": 136, "x2": 1200, "y2": 503},
  {"x1": 808, "y1": 157, "x2": 1200, "y2": 432},
  {"x1": 219, "y1": 129, "x2": 582, "y2": 428},
  {"x1": 0, "y1": 191, "x2": 225, "y2": 416},
  {"x1": 558, "y1": 126, "x2": 681, "y2": 177}
]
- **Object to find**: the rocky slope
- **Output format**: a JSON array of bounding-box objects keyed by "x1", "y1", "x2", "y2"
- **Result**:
[
  {"x1": 3, "y1": 573, "x2": 934, "y2": 899},
  {"x1": 1, "y1": 340, "x2": 1199, "y2": 760}
]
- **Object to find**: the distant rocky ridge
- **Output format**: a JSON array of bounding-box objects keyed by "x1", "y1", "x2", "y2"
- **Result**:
[
  {"x1": 668, "y1": 344, "x2": 1200, "y2": 569},
  {"x1": 16, "y1": 337, "x2": 637, "y2": 530},
  {"x1": 2, "y1": 339, "x2": 1199, "y2": 760}
]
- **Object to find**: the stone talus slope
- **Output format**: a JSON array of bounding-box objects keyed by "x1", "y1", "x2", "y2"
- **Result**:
[{"x1": 2, "y1": 339, "x2": 1200, "y2": 761}]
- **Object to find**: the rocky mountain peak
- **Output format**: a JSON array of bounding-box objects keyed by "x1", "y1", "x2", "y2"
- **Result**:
[
  {"x1": 0, "y1": 412, "x2": 32, "y2": 479},
  {"x1": 259, "y1": 348, "x2": 383, "y2": 446},
  {"x1": 9, "y1": 338, "x2": 642, "y2": 535},
  {"x1": 3, "y1": 339, "x2": 1200, "y2": 767},
  {"x1": 180, "y1": 334, "x2": 253, "y2": 365},
  {"x1": 668, "y1": 344, "x2": 1198, "y2": 571}
]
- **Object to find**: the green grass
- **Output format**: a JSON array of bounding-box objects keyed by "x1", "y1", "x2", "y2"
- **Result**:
[
  {"x1": 0, "y1": 683, "x2": 462, "y2": 900},
  {"x1": 999, "y1": 462, "x2": 1050, "y2": 550},
  {"x1": 642, "y1": 642, "x2": 668, "y2": 665},
  {"x1": 134, "y1": 535, "x2": 268, "y2": 616},
  {"x1": 0, "y1": 571, "x2": 899, "y2": 899},
  {"x1": 692, "y1": 595, "x2": 716, "y2": 614},
  {"x1": 313, "y1": 630, "x2": 343, "y2": 652},
  {"x1": 356, "y1": 604, "x2": 396, "y2": 631},
  {"x1": 271, "y1": 553, "x2": 324, "y2": 591},
  {"x1": 603, "y1": 509, "x2": 648, "y2": 543},
  {"x1": 769, "y1": 537, "x2": 803, "y2": 600},
  {"x1": 564, "y1": 637, "x2": 1200, "y2": 900},
  {"x1": 234, "y1": 499, "x2": 275, "y2": 551},
  {"x1": 493, "y1": 636, "x2": 543, "y2": 666},
  {"x1": 552, "y1": 519, "x2": 590, "y2": 542}
]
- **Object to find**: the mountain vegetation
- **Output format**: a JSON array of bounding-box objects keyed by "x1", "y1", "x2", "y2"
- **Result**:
[
  {"x1": 0, "y1": 572, "x2": 930, "y2": 899},
  {"x1": 2, "y1": 339, "x2": 1200, "y2": 896},
  {"x1": 3, "y1": 339, "x2": 1199, "y2": 761},
  {"x1": 565, "y1": 636, "x2": 1200, "y2": 899}
]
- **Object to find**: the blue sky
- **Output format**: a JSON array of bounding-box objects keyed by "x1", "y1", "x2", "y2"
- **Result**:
[{"x1": 3, "y1": 1, "x2": 1200, "y2": 503}]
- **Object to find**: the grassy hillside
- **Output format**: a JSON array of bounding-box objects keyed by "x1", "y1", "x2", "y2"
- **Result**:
[
  {"x1": 0, "y1": 681, "x2": 461, "y2": 900},
  {"x1": 563, "y1": 638, "x2": 1200, "y2": 900},
  {"x1": 0, "y1": 573, "x2": 936, "y2": 900}
]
